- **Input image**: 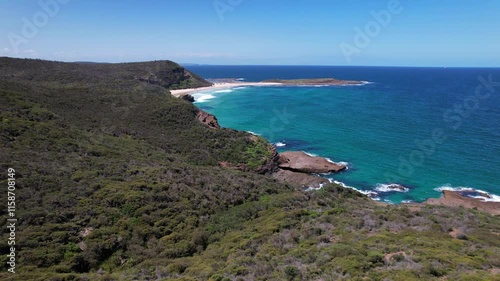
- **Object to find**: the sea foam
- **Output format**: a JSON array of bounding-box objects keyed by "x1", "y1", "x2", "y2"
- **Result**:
[
  {"x1": 324, "y1": 158, "x2": 349, "y2": 170},
  {"x1": 214, "y1": 89, "x2": 233, "y2": 93},
  {"x1": 307, "y1": 178, "x2": 382, "y2": 201},
  {"x1": 374, "y1": 183, "x2": 409, "y2": 193},
  {"x1": 332, "y1": 180, "x2": 378, "y2": 197},
  {"x1": 247, "y1": 131, "x2": 261, "y2": 136},
  {"x1": 194, "y1": 93, "x2": 216, "y2": 103},
  {"x1": 303, "y1": 151, "x2": 318, "y2": 157},
  {"x1": 275, "y1": 142, "x2": 286, "y2": 147},
  {"x1": 435, "y1": 184, "x2": 500, "y2": 202}
]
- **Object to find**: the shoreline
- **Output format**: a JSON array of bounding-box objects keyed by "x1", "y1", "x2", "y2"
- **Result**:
[
  {"x1": 170, "y1": 82, "x2": 282, "y2": 97},
  {"x1": 177, "y1": 79, "x2": 499, "y2": 216},
  {"x1": 422, "y1": 190, "x2": 500, "y2": 215}
]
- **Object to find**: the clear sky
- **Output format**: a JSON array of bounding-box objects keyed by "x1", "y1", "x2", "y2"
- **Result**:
[{"x1": 1, "y1": 0, "x2": 499, "y2": 66}]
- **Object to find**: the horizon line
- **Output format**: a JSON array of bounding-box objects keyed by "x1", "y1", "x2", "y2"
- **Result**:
[{"x1": 2, "y1": 56, "x2": 499, "y2": 69}]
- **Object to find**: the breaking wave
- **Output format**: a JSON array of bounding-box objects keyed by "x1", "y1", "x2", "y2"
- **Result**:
[
  {"x1": 435, "y1": 184, "x2": 500, "y2": 202},
  {"x1": 375, "y1": 183, "x2": 410, "y2": 193}
]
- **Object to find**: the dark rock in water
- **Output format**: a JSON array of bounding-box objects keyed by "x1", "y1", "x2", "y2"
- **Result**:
[
  {"x1": 385, "y1": 184, "x2": 409, "y2": 192},
  {"x1": 197, "y1": 110, "x2": 220, "y2": 129},
  {"x1": 459, "y1": 190, "x2": 491, "y2": 199},
  {"x1": 278, "y1": 151, "x2": 346, "y2": 174},
  {"x1": 180, "y1": 94, "x2": 195, "y2": 102}
]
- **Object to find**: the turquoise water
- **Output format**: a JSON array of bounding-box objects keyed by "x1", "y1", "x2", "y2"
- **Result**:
[{"x1": 187, "y1": 66, "x2": 500, "y2": 203}]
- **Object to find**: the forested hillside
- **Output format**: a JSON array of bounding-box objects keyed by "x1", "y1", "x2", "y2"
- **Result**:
[{"x1": 0, "y1": 58, "x2": 498, "y2": 281}]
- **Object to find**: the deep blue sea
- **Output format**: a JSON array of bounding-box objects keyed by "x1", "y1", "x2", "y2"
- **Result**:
[{"x1": 186, "y1": 65, "x2": 500, "y2": 203}]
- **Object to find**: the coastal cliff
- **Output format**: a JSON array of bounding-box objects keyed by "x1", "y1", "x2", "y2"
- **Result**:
[{"x1": 196, "y1": 110, "x2": 220, "y2": 129}]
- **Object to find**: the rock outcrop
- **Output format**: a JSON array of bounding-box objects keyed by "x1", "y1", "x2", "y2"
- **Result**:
[
  {"x1": 272, "y1": 169, "x2": 329, "y2": 189},
  {"x1": 197, "y1": 110, "x2": 220, "y2": 129},
  {"x1": 376, "y1": 183, "x2": 409, "y2": 192},
  {"x1": 256, "y1": 145, "x2": 280, "y2": 174},
  {"x1": 424, "y1": 190, "x2": 500, "y2": 215},
  {"x1": 269, "y1": 151, "x2": 347, "y2": 188},
  {"x1": 386, "y1": 184, "x2": 408, "y2": 192},
  {"x1": 278, "y1": 151, "x2": 346, "y2": 174},
  {"x1": 180, "y1": 94, "x2": 195, "y2": 102}
]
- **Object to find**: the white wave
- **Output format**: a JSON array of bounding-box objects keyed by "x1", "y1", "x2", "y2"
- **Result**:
[
  {"x1": 325, "y1": 157, "x2": 335, "y2": 164},
  {"x1": 375, "y1": 183, "x2": 409, "y2": 193},
  {"x1": 275, "y1": 142, "x2": 286, "y2": 147},
  {"x1": 214, "y1": 89, "x2": 233, "y2": 93},
  {"x1": 332, "y1": 180, "x2": 378, "y2": 197},
  {"x1": 339, "y1": 81, "x2": 373, "y2": 87},
  {"x1": 236, "y1": 78, "x2": 245, "y2": 81},
  {"x1": 435, "y1": 184, "x2": 500, "y2": 202},
  {"x1": 435, "y1": 184, "x2": 471, "y2": 192},
  {"x1": 232, "y1": 86, "x2": 248, "y2": 90},
  {"x1": 194, "y1": 93, "x2": 216, "y2": 103},
  {"x1": 303, "y1": 151, "x2": 318, "y2": 157},
  {"x1": 247, "y1": 131, "x2": 261, "y2": 136},
  {"x1": 401, "y1": 200, "x2": 414, "y2": 204},
  {"x1": 325, "y1": 159, "x2": 349, "y2": 170},
  {"x1": 383, "y1": 199, "x2": 395, "y2": 204},
  {"x1": 469, "y1": 195, "x2": 500, "y2": 202},
  {"x1": 307, "y1": 178, "x2": 389, "y2": 202}
]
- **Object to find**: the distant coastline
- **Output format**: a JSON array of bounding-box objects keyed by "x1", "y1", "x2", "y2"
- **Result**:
[
  {"x1": 173, "y1": 71, "x2": 500, "y2": 215},
  {"x1": 170, "y1": 81, "x2": 282, "y2": 97},
  {"x1": 262, "y1": 78, "x2": 365, "y2": 86},
  {"x1": 170, "y1": 77, "x2": 365, "y2": 97}
]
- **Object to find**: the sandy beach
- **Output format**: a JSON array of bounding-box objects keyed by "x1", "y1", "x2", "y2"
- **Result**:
[{"x1": 170, "y1": 82, "x2": 282, "y2": 97}]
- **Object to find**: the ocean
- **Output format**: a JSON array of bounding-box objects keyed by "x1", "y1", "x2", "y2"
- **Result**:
[{"x1": 185, "y1": 65, "x2": 500, "y2": 204}]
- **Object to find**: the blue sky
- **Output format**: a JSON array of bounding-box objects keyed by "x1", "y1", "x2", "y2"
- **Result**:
[{"x1": 1, "y1": 0, "x2": 499, "y2": 66}]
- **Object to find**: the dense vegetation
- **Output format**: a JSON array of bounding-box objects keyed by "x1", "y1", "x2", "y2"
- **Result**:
[{"x1": 0, "y1": 58, "x2": 499, "y2": 281}]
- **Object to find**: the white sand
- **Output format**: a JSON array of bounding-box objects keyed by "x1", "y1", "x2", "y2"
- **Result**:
[{"x1": 170, "y1": 82, "x2": 282, "y2": 97}]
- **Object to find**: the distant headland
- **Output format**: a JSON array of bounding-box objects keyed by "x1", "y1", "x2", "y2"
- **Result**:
[
  {"x1": 170, "y1": 77, "x2": 365, "y2": 97},
  {"x1": 262, "y1": 78, "x2": 366, "y2": 86}
]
